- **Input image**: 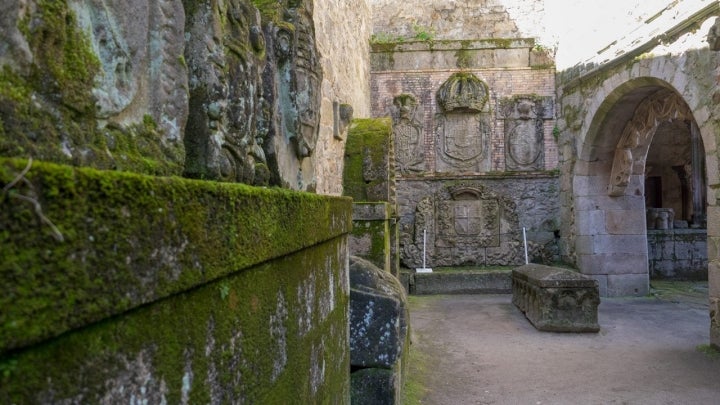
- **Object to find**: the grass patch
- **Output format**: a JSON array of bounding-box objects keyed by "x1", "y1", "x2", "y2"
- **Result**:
[
  {"x1": 696, "y1": 344, "x2": 720, "y2": 359},
  {"x1": 649, "y1": 281, "x2": 708, "y2": 304},
  {"x1": 402, "y1": 330, "x2": 431, "y2": 404}
]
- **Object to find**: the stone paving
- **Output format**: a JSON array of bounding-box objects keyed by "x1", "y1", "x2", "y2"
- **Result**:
[{"x1": 405, "y1": 282, "x2": 720, "y2": 405}]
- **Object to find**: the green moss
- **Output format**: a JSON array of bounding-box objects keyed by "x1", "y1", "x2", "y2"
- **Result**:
[
  {"x1": 455, "y1": 48, "x2": 472, "y2": 69},
  {"x1": 251, "y1": 0, "x2": 294, "y2": 28},
  {"x1": 0, "y1": 157, "x2": 352, "y2": 353},
  {"x1": 696, "y1": 344, "x2": 720, "y2": 359},
  {"x1": 343, "y1": 118, "x2": 392, "y2": 201},
  {"x1": 26, "y1": 0, "x2": 100, "y2": 113},
  {"x1": 0, "y1": 2, "x2": 182, "y2": 176},
  {"x1": 487, "y1": 38, "x2": 514, "y2": 49},
  {"x1": 0, "y1": 236, "x2": 350, "y2": 403}
]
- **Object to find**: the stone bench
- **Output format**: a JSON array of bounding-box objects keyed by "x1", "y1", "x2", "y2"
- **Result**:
[{"x1": 512, "y1": 264, "x2": 600, "y2": 332}]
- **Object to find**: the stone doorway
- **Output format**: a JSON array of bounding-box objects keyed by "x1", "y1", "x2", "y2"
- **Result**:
[{"x1": 572, "y1": 82, "x2": 708, "y2": 296}]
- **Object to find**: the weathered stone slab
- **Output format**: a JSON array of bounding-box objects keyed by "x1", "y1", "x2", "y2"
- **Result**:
[
  {"x1": 512, "y1": 264, "x2": 600, "y2": 332},
  {"x1": 350, "y1": 368, "x2": 399, "y2": 405},
  {"x1": 349, "y1": 256, "x2": 409, "y2": 405},
  {"x1": 414, "y1": 270, "x2": 511, "y2": 295},
  {"x1": 349, "y1": 257, "x2": 408, "y2": 368}
]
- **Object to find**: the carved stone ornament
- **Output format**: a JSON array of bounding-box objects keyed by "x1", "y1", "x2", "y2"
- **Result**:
[
  {"x1": 436, "y1": 187, "x2": 500, "y2": 247},
  {"x1": 402, "y1": 183, "x2": 522, "y2": 268},
  {"x1": 435, "y1": 73, "x2": 492, "y2": 172},
  {"x1": 392, "y1": 94, "x2": 425, "y2": 174},
  {"x1": 436, "y1": 72, "x2": 489, "y2": 113},
  {"x1": 608, "y1": 90, "x2": 692, "y2": 196},
  {"x1": 499, "y1": 96, "x2": 553, "y2": 171}
]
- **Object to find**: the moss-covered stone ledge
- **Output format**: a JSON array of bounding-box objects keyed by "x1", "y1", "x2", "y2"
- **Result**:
[
  {"x1": 0, "y1": 236, "x2": 350, "y2": 403},
  {"x1": 0, "y1": 158, "x2": 352, "y2": 353}
]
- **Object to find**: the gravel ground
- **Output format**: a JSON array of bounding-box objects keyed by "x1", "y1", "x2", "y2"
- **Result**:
[{"x1": 405, "y1": 282, "x2": 720, "y2": 405}]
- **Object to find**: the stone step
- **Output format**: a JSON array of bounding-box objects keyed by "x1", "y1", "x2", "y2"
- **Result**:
[{"x1": 402, "y1": 268, "x2": 513, "y2": 295}]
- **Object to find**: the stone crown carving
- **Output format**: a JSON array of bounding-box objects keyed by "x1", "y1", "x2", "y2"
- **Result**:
[{"x1": 436, "y1": 72, "x2": 489, "y2": 113}]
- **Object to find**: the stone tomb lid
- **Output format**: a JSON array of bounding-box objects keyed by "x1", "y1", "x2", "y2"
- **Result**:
[{"x1": 513, "y1": 264, "x2": 598, "y2": 288}]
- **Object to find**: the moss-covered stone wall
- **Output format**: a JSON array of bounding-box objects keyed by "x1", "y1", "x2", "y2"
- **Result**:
[
  {"x1": 351, "y1": 203, "x2": 392, "y2": 273},
  {"x1": 0, "y1": 157, "x2": 352, "y2": 402},
  {"x1": 343, "y1": 118, "x2": 393, "y2": 203}
]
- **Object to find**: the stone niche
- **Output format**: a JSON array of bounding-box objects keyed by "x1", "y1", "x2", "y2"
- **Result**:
[
  {"x1": 435, "y1": 73, "x2": 493, "y2": 173},
  {"x1": 404, "y1": 183, "x2": 523, "y2": 267},
  {"x1": 499, "y1": 96, "x2": 554, "y2": 171}
]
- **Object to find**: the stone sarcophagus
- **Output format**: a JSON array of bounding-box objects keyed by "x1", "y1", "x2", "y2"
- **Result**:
[{"x1": 512, "y1": 264, "x2": 600, "y2": 332}]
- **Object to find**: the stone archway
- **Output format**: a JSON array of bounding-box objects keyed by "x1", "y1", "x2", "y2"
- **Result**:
[{"x1": 571, "y1": 81, "x2": 707, "y2": 296}]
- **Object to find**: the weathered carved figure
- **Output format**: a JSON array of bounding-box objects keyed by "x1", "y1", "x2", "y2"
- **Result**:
[
  {"x1": 184, "y1": 0, "x2": 269, "y2": 185},
  {"x1": 392, "y1": 94, "x2": 425, "y2": 174}
]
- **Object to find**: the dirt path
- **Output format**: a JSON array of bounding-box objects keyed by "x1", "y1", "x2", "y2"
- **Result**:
[{"x1": 405, "y1": 284, "x2": 720, "y2": 405}]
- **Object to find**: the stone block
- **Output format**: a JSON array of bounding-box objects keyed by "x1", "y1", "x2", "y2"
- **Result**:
[
  {"x1": 606, "y1": 210, "x2": 646, "y2": 234},
  {"x1": 574, "y1": 210, "x2": 606, "y2": 235},
  {"x1": 414, "y1": 270, "x2": 512, "y2": 295},
  {"x1": 349, "y1": 257, "x2": 408, "y2": 369},
  {"x1": 350, "y1": 368, "x2": 400, "y2": 405},
  {"x1": 607, "y1": 273, "x2": 649, "y2": 297},
  {"x1": 353, "y1": 202, "x2": 391, "y2": 221},
  {"x1": 573, "y1": 175, "x2": 610, "y2": 196},
  {"x1": 575, "y1": 195, "x2": 645, "y2": 212},
  {"x1": 512, "y1": 264, "x2": 600, "y2": 332},
  {"x1": 577, "y1": 253, "x2": 648, "y2": 275},
  {"x1": 707, "y1": 206, "x2": 720, "y2": 237},
  {"x1": 592, "y1": 234, "x2": 647, "y2": 254},
  {"x1": 575, "y1": 235, "x2": 595, "y2": 255},
  {"x1": 707, "y1": 235, "x2": 720, "y2": 260},
  {"x1": 710, "y1": 298, "x2": 720, "y2": 348},
  {"x1": 709, "y1": 262, "x2": 720, "y2": 298},
  {"x1": 588, "y1": 274, "x2": 609, "y2": 297}
]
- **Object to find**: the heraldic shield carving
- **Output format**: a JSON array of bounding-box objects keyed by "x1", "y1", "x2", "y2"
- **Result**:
[
  {"x1": 403, "y1": 182, "x2": 521, "y2": 267},
  {"x1": 499, "y1": 96, "x2": 553, "y2": 171},
  {"x1": 435, "y1": 73, "x2": 492, "y2": 172},
  {"x1": 436, "y1": 187, "x2": 500, "y2": 247}
]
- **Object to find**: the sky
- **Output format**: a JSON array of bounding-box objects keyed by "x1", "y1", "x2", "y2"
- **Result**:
[{"x1": 544, "y1": 0, "x2": 713, "y2": 69}]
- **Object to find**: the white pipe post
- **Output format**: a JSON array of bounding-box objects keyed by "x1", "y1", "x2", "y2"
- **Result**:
[
  {"x1": 422, "y1": 229, "x2": 427, "y2": 269},
  {"x1": 523, "y1": 227, "x2": 529, "y2": 264}
]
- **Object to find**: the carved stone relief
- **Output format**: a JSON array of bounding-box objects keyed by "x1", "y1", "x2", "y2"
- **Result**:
[
  {"x1": 184, "y1": 0, "x2": 321, "y2": 188},
  {"x1": 435, "y1": 73, "x2": 492, "y2": 172},
  {"x1": 184, "y1": 1, "x2": 268, "y2": 184},
  {"x1": 608, "y1": 90, "x2": 692, "y2": 196},
  {"x1": 499, "y1": 96, "x2": 553, "y2": 171},
  {"x1": 402, "y1": 183, "x2": 522, "y2": 267},
  {"x1": 436, "y1": 188, "x2": 500, "y2": 248},
  {"x1": 391, "y1": 94, "x2": 425, "y2": 174},
  {"x1": 71, "y1": 0, "x2": 188, "y2": 142}
]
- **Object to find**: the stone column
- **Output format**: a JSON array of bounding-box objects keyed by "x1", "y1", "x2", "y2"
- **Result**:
[{"x1": 690, "y1": 121, "x2": 707, "y2": 227}]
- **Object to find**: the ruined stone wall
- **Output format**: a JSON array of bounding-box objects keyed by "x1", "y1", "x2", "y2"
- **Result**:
[
  {"x1": 0, "y1": 0, "x2": 365, "y2": 399},
  {"x1": 370, "y1": 40, "x2": 558, "y2": 268},
  {"x1": 397, "y1": 176, "x2": 559, "y2": 267},
  {"x1": 313, "y1": 0, "x2": 373, "y2": 195},
  {"x1": 648, "y1": 230, "x2": 708, "y2": 280},
  {"x1": 554, "y1": 6, "x2": 720, "y2": 343},
  {"x1": 369, "y1": 0, "x2": 546, "y2": 42}
]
